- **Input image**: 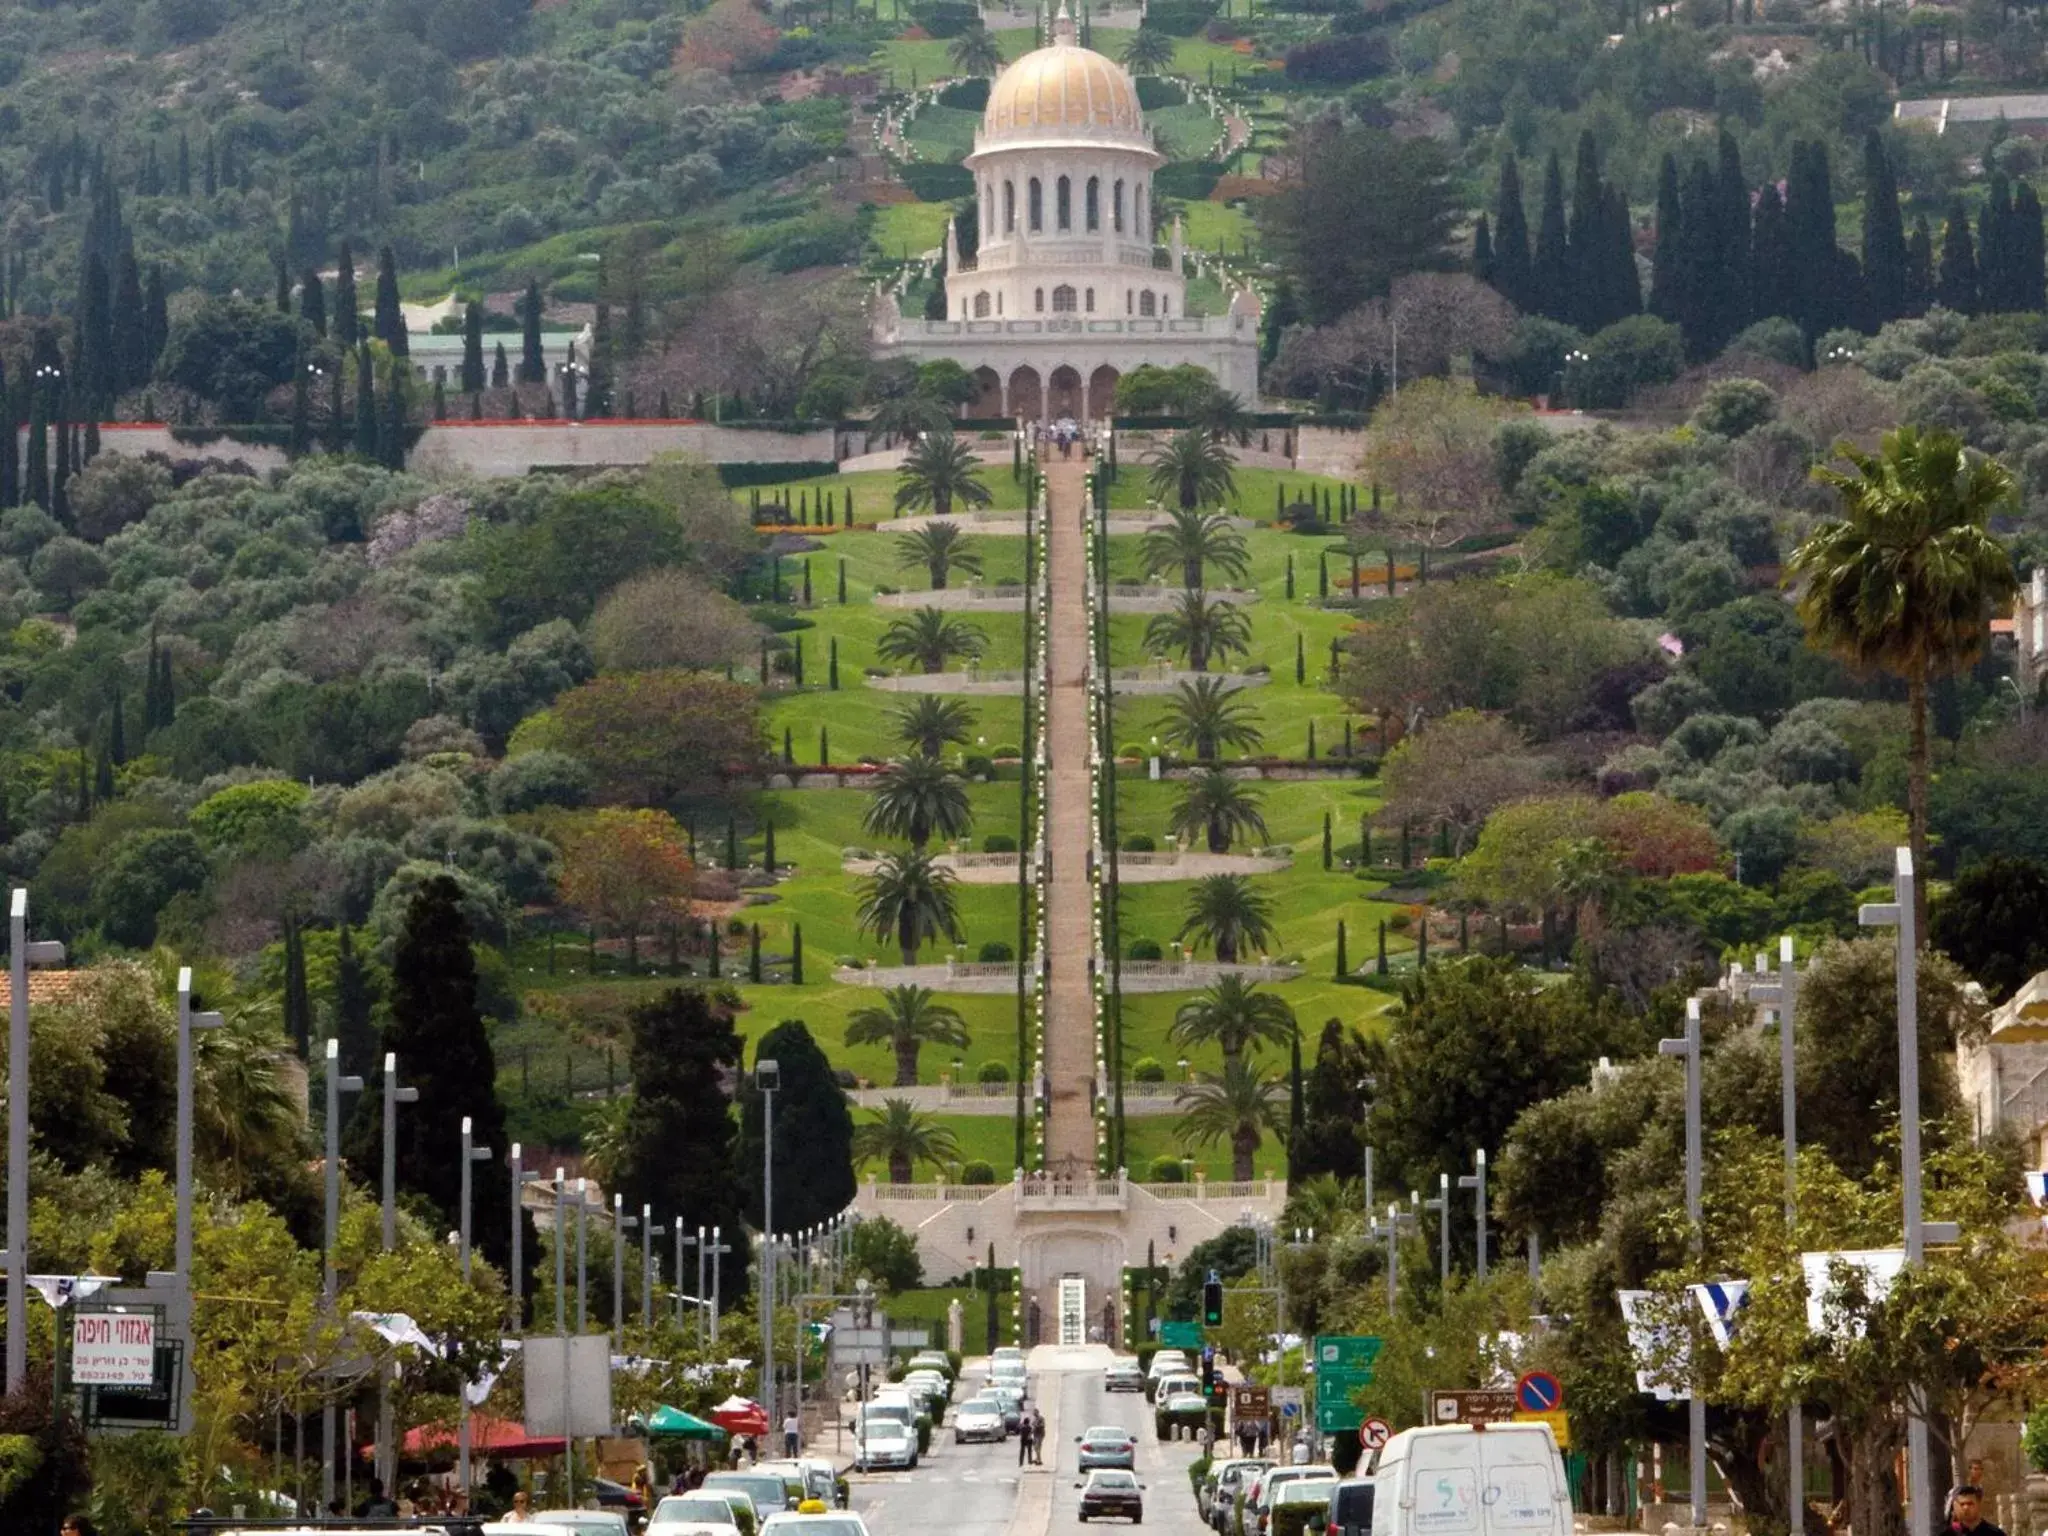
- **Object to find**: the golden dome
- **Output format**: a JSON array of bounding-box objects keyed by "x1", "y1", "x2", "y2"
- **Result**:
[{"x1": 981, "y1": 39, "x2": 1145, "y2": 143}]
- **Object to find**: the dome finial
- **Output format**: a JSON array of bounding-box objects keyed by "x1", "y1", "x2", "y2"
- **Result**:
[{"x1": 1053, "y1": 1, "x2": 1077, "y2": 43}]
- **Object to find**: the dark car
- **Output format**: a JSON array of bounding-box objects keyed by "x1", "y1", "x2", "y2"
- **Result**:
[
  {"x1": 1079, "y1": 1469, "x2": 1144, "y2": 1523},
  {"x1": 1327, "y1": 1479, "x2": 1374, "y2": 1536},
  {"x1": 591, "y1": 1476, "x2": 646, "y2": 1512}
]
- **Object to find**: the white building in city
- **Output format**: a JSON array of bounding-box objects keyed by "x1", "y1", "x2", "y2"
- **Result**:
[{"x1": 872, "y1": 7, "x2": 1261, "y2": 419}]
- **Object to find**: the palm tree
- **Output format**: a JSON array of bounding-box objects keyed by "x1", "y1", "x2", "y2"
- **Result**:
[
  {"x1": 845, "y1": 985, "x2": 972, "y2": 1087},
  {"x1": 1169, "y1": 974, "x2": 1296, "y2": 1071},
  {"x1": 196, "y1": 1015, "x2": 311, "y2": 1199},
  {"x1": 863, "y1": 753, "x2": 974, "y2": 850},
  {"x1": 876, "y1": 607, "x2": 988, "y2": 674},
  {"x1": 948, "y1": 24, "x2": 1005, "y2": 76},
  {"x1": 869, "y1": 393, "x2": 955, "y2": 448},
  {"x1": 896, "y1": 521, "x2": 984, "y2": 591},
  {"x1": 1146, "y1": 427, "x2": 1238, "y2": 512},
  {"x1": 856, "y1": 848, "x2": 965, "y2": 964},
  {"x1": 894, "y1": 694, "x2": 978, "y2": 758},
  {"x1": 1142, "y1": 507, "x2": 1250, "y2": 590},
  {"x1": 1195, "y1": 388, "x2": 1253, "y2": 447},
  {"x1": 1176, "y1": 1059, "x2": 1284, "y2": 1182},
  {"x1": 1168, "y1": 769, "x2": 1269, "y2": 853},
  {"x1": 1158, "y1": 676, "x2": 1265, "y2": 761},
  {"x1": 1178, "y1": 873, "x2": 1276, "y2": 963},
  {"x1": 853, "y1": 1097, "x2": 963, "y2": 1184},
  {"x1": 895, "y1": 431, "x2": 993, "y2": 517},
  {"x1": 1120, "y1": 26, "x2": 1177, "y2": 74},
  {"x1": 1282, "y1": 1171, "x2": 1357, "y2": 1234},
  {"x1": 1792, "y1": 425, "x2": 2017, "y2": 934},
  {"x1": 1144, "y1": 588, "x2": 1252, "y2": 671}
]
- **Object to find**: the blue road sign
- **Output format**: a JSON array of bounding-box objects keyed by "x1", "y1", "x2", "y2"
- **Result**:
[{"x1": 1515, "y1": 1371, "x2": 1562, "y2": 1413}]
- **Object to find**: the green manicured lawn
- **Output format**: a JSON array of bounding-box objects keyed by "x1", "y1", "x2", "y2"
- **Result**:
[
  {"x1": 1122, "y1": 1120, "x2": 1286, "y2": 1183},
  {"x1": 1178, "y1": 199, "x2": 1258, "y2": 257},
  {"x1": 901, "y1": 104, "x2": 984, "y2": 162},
  {"x1": 873, "y1": 201, "x2": 956, "y2": 260},
  {"x1": 1148, "y1": 103, "x2": 1231, "y2": 161}
]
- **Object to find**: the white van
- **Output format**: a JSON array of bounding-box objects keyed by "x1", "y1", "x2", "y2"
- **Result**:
[{"x1": 1368, "y1": 1424, "x2": 1570, "y2": 1536}]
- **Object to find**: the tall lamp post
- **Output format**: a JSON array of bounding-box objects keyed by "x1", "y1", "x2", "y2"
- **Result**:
[
  {"x1": 1746, "y1": 937, "x2": 1804, "y2": 1530},
  {"x1": 706, "y1": 1226, "x2": 732, "y2": 1344},
  {"x1": 321, "y1": 1038, "x2": 364, "y2": 1510},
  {"x1": 676, "y1": 1223, "x2": 699, "y2": 1333},
  {"x1": 377, "y1": 1054, "x2": 419, "y2": 1493},
  {"x1": 1457, "y1": 1150, "x2": 1488, "y2": 1281},
  {"x1": 510, "y1": 1143, "x2": 541, "y2": 1328},
  {"x1": 457, "y1": 1115, "x2": 492, "y2": 1496},
  {"x1": 614, "y1": 1195, "x2": 637, "y2": 1351},
  {"x1": 643, "y1": 1205, "x2": 665, "y2": 1326},
  {"x1": 6, "y1": 891, "x2": 64, "y2": 1393},
  {"x1": 1859, "y1": 848, "x2": 1959, "y2": 1536},
  {"x1": 1422, "y1": 1173, "x2": 1451, "y2": 1287},
  {"x1": 1659, "y1": 998, "x2": 1705, "y2": 1531},
  {"x1": 173, "y1": 969, "x2": 225, "y2": 1285},
  {"x1": 757, "y1": 1059, "x2": 781, "y2": 1422}
]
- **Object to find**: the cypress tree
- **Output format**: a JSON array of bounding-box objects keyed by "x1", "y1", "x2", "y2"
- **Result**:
[
  {"x1": 1711, "y1": 130, "x2": 1750, "y2": 346},
  {"x1": 461, "y1": 301, "x2": 486, "y2": 394},
  {"x1": 380, "y1": 362, "x2": 409, "y2": 470},
  {"x1": 0, "y1": 359, "x2": 17, "y2": 510},
  {"x1": 1788, "y1": 141, "x2": 1842, "y2": 337},
  {"x1": 1472, "y1": 213, "x2": 1494, "y2": 287},
  {"x1": 1601, "y1": 182, "x2": 1640, "y2": 329},
  {"x1": 1565, "y1": 131, "x2": 1604, "y2": 330},
  {"x1": 2017, "y1": 180, "x2": 2046, "y2": 312},
  {"x1": 1862, "y1": 131, "x2": 1909, "y2": 323},
  {"x1": 24, "y1": 386, "x2": 46, "y2": 512},
  {"x1": 93, "y1": 739, "x2": 113, "y2": 803},
  {"x1": 1677, "y1": 157, "x2": 1720, "y2": 358},
  {"x1": 300, "y1": 269, "x2": 328, "y2": 337},
  {"x1": 274, "y1": 252, "x2": 291, "y2": 314},
  {"x1": 154, "y1": 646, "x2": 174, "y2": 731},
  {"x1": 588, "y1": 299, "x2": 613, "y2": 416},
  {"x1": 1492, "y1": 153, "x2": 1532, "y2": 311},
  {"x1": 1938, "y1": 197, "x2": 1979, "y2": 314},
  {"x1": 792, "y1": 924, "x2": 804, "y2": 985},
  {"x1": 1648, "y1": 153, "x2": 1685, "y2": 323},
  {"x1": 112, "y1": 252, "x2": 147, "y2": 395},
  {"x1": 373, "y1": 245, "x2": 406, "y2": 355},
  {"x1": 1750, "y1": 180, "x2": 1794, "y2": 324},
  {"x1": 75, "y1": 253, "x2": 112, "y2": 415},
  {"x1": 108, "y1": 688, "x2": 126, "y2": 765},
  {"x1": 282, "y1": 913, "x2": 310, "y2": 1057},
  {"x1": 561, "y1": 342, "x2": 579, "y2": 419},
  {"x1": 354, "y1": 344, "x2": 378, "y2": 458},
  {"x1": 143, "y1": 264, "x2": 169, "y2": 370},
  {"x1": 176, "y1": 131, "x2": 190, "y2": 197},
  {"x1": 290, "y1": 351, "x2": 311, "y2": 454},
  {"x1": 1532, "y1": 151, "x2": 1571, "y2": 324},
  {"x1": 1978, "y1": 176, "x2": 2011, "y2": 313},
  {"x1": 326, "y1": 360, "x2": 347, "y2": 450},
  {"x1": 492, "y1": 341, "x2": 510, "y2": 389},
  {"x1": 334, "y1": 922, "x2": 378, "y2": 1076},
  {"x1": 519, "y1": 279, "x2": 546, "y2": 383},
  {"x1": 333, "y1": 241, "x2": 359, "y2": 347}
]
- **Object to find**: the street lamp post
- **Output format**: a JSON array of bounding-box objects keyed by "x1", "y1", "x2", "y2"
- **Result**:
[
  {"x1": 1422, "y1": 1173, "x2": 1450, "y2": 1287},
  {"x1": 614, "y1": 1195, "x2": 637, "y2": 1351},
  {"x1": 457, "y1": 1116, "x2": 492, "y2": 1496},
  {"x1": 5, "y1": 891, "x2": 63, "y2": 1394},
  {"x1": 677, "y1": 1224, "x2": 698, "y2": 1331},
  {"x1": 173, "y1": 969, "x2": 225, "y2": 1285},
  {"x1": 643, "y1": 1205, "x2": 664, "y2": 1326},
  {"x1": 510, "y1": 1143, "x2": 541, "y2": 1328},
  {"x1": 1375, "y1": 1201, "x2": 1416, "y2": 1311},
  {"x1": 321, "y1": 1039, "x2": 364, "y2": 1510},
  {"x1": 1659, "y1": 998, "x2": 1705, "y2": 1531},
  {"x1": 707, "y1": 1226, "x2": 732, "y2": 1343},
  {"x1": 1746, "y1": 937, "x2": 1804, "y2": 1529},
  {"x1": 576, "y1": 1180, "x2": 591, "y2": 1331},
  {"x1": 377, "y1": 1054, "x2": 419, "y2": 1492},
  {"x1": 1457, "y1": 1149, "x2": 1488, "y2": 1280},
  {"x1": 1859, "y1": 848, "x2": 1959, "y2": 1536},
  {"x1": 757, "y1": 1058, "x2": 781, "y2": 1424},
  {"x1": 552, "y1": 1170, "x2": 574, "y2": 1509}
]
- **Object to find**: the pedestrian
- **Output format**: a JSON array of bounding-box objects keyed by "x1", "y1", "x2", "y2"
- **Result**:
[
  {"x1": 784, "y1": 1410, "x2": 802, "y2": 1457},
  {"x1": 1029, "y1": 1406, "x2": 1046, "y2": 1464},
  {"x1": 362, "y1": 1477, "x2": 398, "y2": 1517},
  {"x1": 1951, "y1": 1486, "x2": 2006, "y2": 1536},
  {"x1": 1017, "y1": 1408, "x2": 1036, "y2": 1466},
  {"x1": 506, "y1": 1490, "x2": 535, "y2": 1523}
]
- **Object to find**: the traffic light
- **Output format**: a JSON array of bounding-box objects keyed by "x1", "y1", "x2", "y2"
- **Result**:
[
  {"x1": 1201, "y1": 1344, "x2": 1216, "y2": 1394},
  {"x1": 1202, "y1": 1270, "x2": 1224, "y2": 1327}
]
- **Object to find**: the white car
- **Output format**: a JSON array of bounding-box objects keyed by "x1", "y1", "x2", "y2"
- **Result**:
[
  {"x1": 529, "y1": 1516, "x2": 631, "y2": 1536},
  {"x1": 1146, "y1": 1351, "x2": 1189, "y2": 1380},
  {"x1": 648, "y1": 1492, "x2": 751, "y2": 1536},
  {"x1": 955, "y1": 1396, "x2": 1007, "y2": 1443},
  {"x1": 761, "y1": 1513, "x2": 871, "y2": 1536},
  {"x1": 855, "y1": 1419, "x2": 919, "y2": 1471}
]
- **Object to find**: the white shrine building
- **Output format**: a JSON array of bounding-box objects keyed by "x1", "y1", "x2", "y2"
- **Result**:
[{"x1": 871, "y1": 8, "x2": 1262, "y2": 420}]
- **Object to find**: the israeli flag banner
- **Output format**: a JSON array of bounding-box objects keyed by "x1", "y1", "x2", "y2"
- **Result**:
[
  {"x1": 1616, "y1": 1289, "x2": 1687, "y2": 1401},
  {"x1": 2026, "y1": 1171, "x2": 2048, "y2": 1206},
  {"x1": 1690, "y1": 1280, "x2": 1751, "y2": 1349}
]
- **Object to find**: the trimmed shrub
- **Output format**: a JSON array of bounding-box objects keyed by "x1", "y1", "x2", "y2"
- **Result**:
[
  {"x1": 1149, "y1": 1155, "x2": 1186, "y2": 1182},
  {"x1": 961, "y1": 1160, "x2": 997, "y2": 1184},
  {"x1": 1123, "y1": 833, "x2": 1157, "y2": 852},
  {"x1": 977, "y1": 1060, "x2": 1011, "y2": 1084},
  {"x1": 1131, "y1": 1056, "x2": 1167, "y2": 1082},
  {"x1": 978, "y1": 940, "x2": 1015, "y2": 963},
  {"x1": 1129, "y1": 938, "x2": 1164, "y2": 960},
  {"x1": 983, "y1": 833, "x2": 1018, "y2": 853}
]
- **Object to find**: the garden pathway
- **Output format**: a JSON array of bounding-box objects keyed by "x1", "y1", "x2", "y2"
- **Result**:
[{"x1": 1042, "y1": 455, "x2": 1100, "y2": 1169}]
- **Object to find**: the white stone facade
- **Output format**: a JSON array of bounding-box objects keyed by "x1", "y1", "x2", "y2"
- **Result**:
[{"x1": 875, "y1": 10, "x2": 1261, "y2": 418}]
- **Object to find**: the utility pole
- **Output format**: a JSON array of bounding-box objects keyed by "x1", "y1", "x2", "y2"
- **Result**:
[
  {"x1": 1422, "y1": 1173, "x2": 1450, "y2": 1287},
  {"x1": 614, "y1": 1194, "x2": 637, "y2": 1351},
  {"x1": 510, "y1": 1143, "x2": 540, "y2": 1329},
  {"x1": 757, "y1": 1059, "x2": 781, "y2": 1423},
  {"x1": 6, "y1": 890, "x2": 63, "y2": 1393},
  {"x1": 643, "y1": 1205, "x2": 665, "y2": 1326},
  {"x1": 1860, "y1": 848, "x2": 1958, "y2": 1536},
  {"x1": 553, "y1": 1170, "x2": 574, "y2": 1510},
  {"x1": 457, "y1": 1116, "x2": 491, "y2": 1496},
  {"x1": 174, "y1": 969, "x2": 224, "y2": 1286},
  {"x1": 377, "y1": 1053, "x2": 419, "y2": 1491},
  {"x1": 676, "y1": 1223, "x2": 698, "y2": 1332},
  {"x1": 1747, "y1": 936, "x2": 1803, "y2": 1532},
  {"x1": 706, "y1": 1226, "x2": 732, "y2": 1343},
  {"x1": 1659, "y1": 998, "x2": 1705, "y2": 1531}
]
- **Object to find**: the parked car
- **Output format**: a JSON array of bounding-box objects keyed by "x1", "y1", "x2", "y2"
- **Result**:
[
  {"x1": 761, "y1": 1511, "x2": 871, "y2": 1536},
  {"x1": 1250, "y1": 1468, "x2": 1339, "y2": 1536},
  {"x1": 854, "y1": 1419, "x2": 919, "y2": 1471},
  {"x1": 1146, "y1": 1350, "x2": 1189, "y2": 1380},
  {"x1": 1076, "y1": 1424, "x2": 1137, "y2": 1470},
  {"x1": 956, "y1": 1396, "x2": 1009, "y2": 1443},
  {"x1": 1077, "y1": 1468, "x2": 1145, "y2": 1523},
  {"x1": 1202, "y1": 1458, "x2": 1272, "y2": 1526},
  {"x1": 985, "y1": 1383, "x2": 1026, "y2": 1430},
  {"x1": 1104, "y1": 1359, "x2": 1146, "y2": 1392},
  {"x1": 1368, "y1": 1425, "x2": 1569, "y2": 1536},
  {"x1": 1268, "y1": 1479, "x2": 1339, "y2": 1536},
  {"x1": 1326, "y1": 1477, "x2": 1374, "y2": 1536},
  {"x1": 530, "y1": 1516, "x2": 630, "y2": 1536},
  {"x1": 590, "y1": 1477, "x2": 647, "y2": 1513}
]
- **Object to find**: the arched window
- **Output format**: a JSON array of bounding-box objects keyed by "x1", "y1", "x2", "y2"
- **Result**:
[
  {"x1": 1035, "y1": 288, "x2": 1045, "y2": 313},
  {"x1": 1003, "y1": 181, "x2": 1015, "y2": 234},
  {"x1": 974, "y1": 292, "x2": 991, "y2": 318},
  {"x1": 1029, "y1": 178, "x2": 1043, "y2": 232},
  {"x1": 1052, "y1": 284, "x2": 1077, "y2": 313},
  {"x1": 1056, "y1": 175, "x2": 1072, "y2": 231},
  {"x1": 1086, "y1": 177, "x2": 1100, "y2": 232},
  {"x1": 1125, "y1": 289, "x2": 1133, "y2": 315},
  {"x1": 1139, "y1": 290, "x2": 1157, "y2": 317},
  {"x1": 1085, "y1": 287, "x2": 1095, "y2": 313},
  {"x1": 1113, "y1": 180, "x2": 1125, "y2": 233},
  {"x1": 1161, "y1": 294, "x2": 1170, "y2": 317}
]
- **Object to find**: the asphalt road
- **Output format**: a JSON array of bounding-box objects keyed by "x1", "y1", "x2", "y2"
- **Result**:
[{"x1": 846, "y1": 1347, "x2": 1208, "y2": 1536}]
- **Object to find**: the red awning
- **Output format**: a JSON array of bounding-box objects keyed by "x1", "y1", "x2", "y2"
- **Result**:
[
  {"x1": 399, "y1": 1413, "x2": 567, "y2": 1460},
  {"x1": 711, "y1": 1398, "x2": 771, "y2": 1437}
]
